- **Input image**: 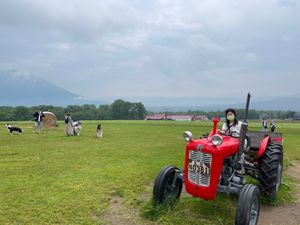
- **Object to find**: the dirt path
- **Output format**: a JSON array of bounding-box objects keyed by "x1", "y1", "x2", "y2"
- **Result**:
[
  {"x1": 101, "y1": 162, "x2": 300, "y2": 225},
  {"x1": 101, "y1": 196, "x2": 157, "y2": 225},
  {"x1": 101, "y1": 196, "x2": 142, "y2": 225},
  {"x1": 259, "y1": 161, "x2": 300, "y2": 225}
]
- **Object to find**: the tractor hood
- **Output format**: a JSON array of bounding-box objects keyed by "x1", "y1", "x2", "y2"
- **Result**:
[
  {"x1": 186, "y1": 135, "x2": 240, "y2": 156},
  {"x1": 184, "y1": 135, "x2": 240, "y2": 200}
]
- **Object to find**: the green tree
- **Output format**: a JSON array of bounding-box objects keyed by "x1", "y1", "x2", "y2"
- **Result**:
[
  {"x1": 98, "y1": 105, "x2": 111, "y2": 120},
  {"x1": 135, "y1": 102, "x2": 146, "y2": 119},
  {"x1": 14, "y1": 106, "x2": 30, "y2": 121},
  {"x1": 110, "y1": 99, "x2": 130, "y2": 119}
]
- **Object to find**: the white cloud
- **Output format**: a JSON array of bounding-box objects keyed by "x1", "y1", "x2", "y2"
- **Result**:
[
  {"x1": 244, "y1": 52, "x2": 257, "y2": 62},
  {"x1": 0, "y1": 0, "x2": 299, "y2": 99},
  {"x1": 57, "y1": 43, "x2": 72, "y2": 51},
  {"x1": 281, "y1": 35, "x2": 293, "y2": 41}
]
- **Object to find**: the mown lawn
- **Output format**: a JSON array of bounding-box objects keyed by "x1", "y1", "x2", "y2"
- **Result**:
[{"x1": 0, "y1": 120, "x2": 299, "y2": 225}]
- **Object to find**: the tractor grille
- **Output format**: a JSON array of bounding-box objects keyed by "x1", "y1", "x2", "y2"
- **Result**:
[{"x1": 188, "y1": 145, "x2": 212, "y2": 187}]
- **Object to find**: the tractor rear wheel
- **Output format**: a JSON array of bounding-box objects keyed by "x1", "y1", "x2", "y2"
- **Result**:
[
  {"x1": 259, "y1": 143, "x2": 283, "y2": 197},
  {"x1": 153, "y1": 165, "x2": 183, "y2": 204},
  {"x1": 235, "y1": 184, "x2": 261, "y2": 225}
]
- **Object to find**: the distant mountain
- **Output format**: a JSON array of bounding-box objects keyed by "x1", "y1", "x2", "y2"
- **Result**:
[
  {"x1": 1, "y1": 72, "x2": 298, "y2": 111},
  {"x1": 234, "y1": 97, "x2": 300, "y2": 111},
  {"x1": 143, "y1": 97, "x2": 300, "y2": 112},
  {"x1": 98, "y1": 96, "x2": 300, "y2": 112},
  {"x1": 0, "y1": 73, "x2": 105, "y2": 106}
]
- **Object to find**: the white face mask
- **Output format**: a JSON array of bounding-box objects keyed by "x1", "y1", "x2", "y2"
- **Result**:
[{"x1": 227, "y1": 114, "x2": 235, "y2": 122}]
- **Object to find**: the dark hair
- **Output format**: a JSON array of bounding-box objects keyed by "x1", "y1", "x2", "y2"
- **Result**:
[{"x1": 225, "y1": 108, "x2": 238, "y2": 128}]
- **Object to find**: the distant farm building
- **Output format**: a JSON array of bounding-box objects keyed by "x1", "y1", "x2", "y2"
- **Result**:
[
  {"x1": 294, "y1": 112, "x2": 300, "y2": 120},
  {"x1": 145, "y1": 114, "x2": 166, "y2": 120},
  {"x1": 43, "y1": 111, "x2": 57, "y2": 127},
  {"x1": 166, "y1": 115, "x2": 194, "y2": 121},
  {"x1": 145, "y1": 114, "x2": 208, "y2": 121},
  {"x1": 194, "y1": 115, "x2": 209, "y2": 121}
]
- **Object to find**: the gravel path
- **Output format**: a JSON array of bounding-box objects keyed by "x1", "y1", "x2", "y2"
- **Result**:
[{"x1": 259, "y1": 161, "x2": 300, "y2": 225}]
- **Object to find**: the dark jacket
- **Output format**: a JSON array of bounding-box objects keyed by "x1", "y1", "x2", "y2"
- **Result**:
[{"x1": 33, "y1": 112, "x2": 45, "y2": 122}]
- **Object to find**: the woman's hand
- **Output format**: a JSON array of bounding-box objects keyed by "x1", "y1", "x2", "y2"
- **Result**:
[{"x1": 218, "y1": 129, "x2": 227, "y2": 135}]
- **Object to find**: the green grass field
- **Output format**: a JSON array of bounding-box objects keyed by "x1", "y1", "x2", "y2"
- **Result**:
[{"x1": 0, "y1": 120, "x2": 299, "y2": 225}]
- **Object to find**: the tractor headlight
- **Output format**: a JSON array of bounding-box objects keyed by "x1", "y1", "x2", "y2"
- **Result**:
[
  {"x1": 183, "y1": 131, "x2": 193, "y2": 142},
  {"x1": 211, "y1": 134, "x2": 223, "y2": 146}
]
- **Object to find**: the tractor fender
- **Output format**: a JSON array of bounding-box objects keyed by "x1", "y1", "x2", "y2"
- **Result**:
[{"x1": 257, "y1": 136, "x2": 270, "y2": 158}]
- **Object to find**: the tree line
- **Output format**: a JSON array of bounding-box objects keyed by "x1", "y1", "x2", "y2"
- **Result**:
[
  {"x1": 153, "y1": 109, "x2": 297, "y2": 120},
  {"x1": 0, "y1": 99, "x2": 146, "y2": 121},
  {"x1": 0, "y1": 99, "x2": 297, "y2": 121}
]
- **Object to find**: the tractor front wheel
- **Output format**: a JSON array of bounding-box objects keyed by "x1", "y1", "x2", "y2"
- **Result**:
[
  {"x1": 153, "y1": 165, "x2": 183, "y2": 204},
  {"x1": 259, "y1": 143, "x2": 283, "y2": 197},
  {"x1": 235, "y1": 184, "x2": 261, "y2": 225}
]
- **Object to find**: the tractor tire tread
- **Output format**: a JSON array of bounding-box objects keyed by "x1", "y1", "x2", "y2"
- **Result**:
[
  {"x1": 153, "y1": 165, "x2": 182, "y2": 204},
  {"x1": 259, "y1": 143, "x2": 283, "y2": 197},
  {"x1": 235, "y1": 184, "x2": 260, "y2": 225}
]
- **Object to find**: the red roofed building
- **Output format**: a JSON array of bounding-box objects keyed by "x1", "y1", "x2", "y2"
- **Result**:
[
  {"x1": 145, "y1": 114, "x2": 166, "y2": 120},
  {"x1": 194, "y1": 115, "x2": 209, "y2": 121},
  {"x1": 145, "y1": 114, "x2": 209, "y2": 121},
  {"x1": 166, "y1": 115, "x2": 194, "y2": 121}
]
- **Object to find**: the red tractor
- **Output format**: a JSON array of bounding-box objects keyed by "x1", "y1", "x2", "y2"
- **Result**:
[{"x1": 153, "y1": 94, "x2": 283, "y2": 225}]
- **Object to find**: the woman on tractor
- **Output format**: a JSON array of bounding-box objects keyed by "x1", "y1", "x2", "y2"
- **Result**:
[{"x1": 220, "y1": 108, "x2": 242, "y2": 137}]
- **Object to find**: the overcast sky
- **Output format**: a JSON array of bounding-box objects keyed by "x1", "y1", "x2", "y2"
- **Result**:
[{"x1": 0, "y1": 0, "x2": 299, "y2": 100}]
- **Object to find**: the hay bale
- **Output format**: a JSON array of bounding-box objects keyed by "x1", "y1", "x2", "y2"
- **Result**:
[{"x1": 43, "y1": 111, "x2": 57, "y2": 128}]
